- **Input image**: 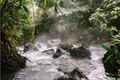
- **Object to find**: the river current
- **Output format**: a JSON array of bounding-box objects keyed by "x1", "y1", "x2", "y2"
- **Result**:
[{"x1": 14, "y1": 34, "x2": 107, "y2": 80}]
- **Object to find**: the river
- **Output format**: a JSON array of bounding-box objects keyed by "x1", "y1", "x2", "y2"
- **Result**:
[
  {"x1": 14, "y1": 33, "x2": 108, "y2": 80},
  {"x1": 13, "y1": 0, "x2": 109, "y2": 80}
]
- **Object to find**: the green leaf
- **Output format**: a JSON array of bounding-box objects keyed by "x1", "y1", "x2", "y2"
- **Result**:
[
  {"x1": 101, "y1": 44, "x2": 110, "y2": 50},
  {"x1": 22, "y1": 5, "x2": 29, "y2": 13}
]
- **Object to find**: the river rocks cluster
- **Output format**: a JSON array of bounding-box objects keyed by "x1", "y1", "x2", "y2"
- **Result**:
[
  {"x1": 55, "y1": 68, "x2": 89, "y2": 80},
  {"x1": 14, "y1": 38, "x2": 107, "y2": 80},
  {"x1": 52, "y1": 44, "x2": 91, "y2": 59}
]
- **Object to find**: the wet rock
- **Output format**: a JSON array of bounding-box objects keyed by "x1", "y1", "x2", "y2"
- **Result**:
[
  {"x1": 24, "y1": 43, "x2": 33, "y2": 52},
  {"x1": 61, "y1": 44, "x2": 91, "y2": 59},
  {"x1": 55, "y1": 76, "x2": 73, "y2": 80},
  {"x1": 61, "y1": 44, "x2": 73, "y2": 51},
  {"x1": 70, "y1": 46, "x2": 91, "y2": 59},
  {"x1": 53, "y1": 49, "x2": 63, "y2": 59},
  {"x1": 42, "y1": 49, "x2": 55, "y2": 55},
  {"x1": 55, "y1": 68, "x2": 88, "y2": 80}
]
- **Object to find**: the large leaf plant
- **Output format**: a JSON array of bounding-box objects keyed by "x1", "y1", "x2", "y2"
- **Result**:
[{"x1": 89, "y1": 0, "x2": 120, "y2": 78}]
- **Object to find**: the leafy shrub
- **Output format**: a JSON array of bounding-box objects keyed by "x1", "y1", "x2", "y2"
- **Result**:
[
  {"x1": 0, "y1": 0, "x2": 29, "y2": 79},
  {"x1": 89, "y1": 0, "x2": 120, "y2": 78},
  {"x1": 102, "y1": 44, "x2": 120, "y2": 77}
]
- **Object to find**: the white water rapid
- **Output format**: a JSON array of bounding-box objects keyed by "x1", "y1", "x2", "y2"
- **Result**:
[{"x1": 14, "y1": 34, "x2": 107, "y2": 80}]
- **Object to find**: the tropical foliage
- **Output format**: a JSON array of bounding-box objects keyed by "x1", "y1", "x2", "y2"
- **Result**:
[
  {"x1": 1, "y1": 0, "x2": 120, "y2": 80},
  {"x1": 90, "y1": 0, "x2": 120, "y2": 78},
  {"x1": 0, "y1": 0, "x2": 29, "y2": 79},
  {"x1": 0, "y1": 0, "x2": 30, "y2": 45},
  {"x1": 0, "y1": 1, "x2": 59, "y2": 79}
]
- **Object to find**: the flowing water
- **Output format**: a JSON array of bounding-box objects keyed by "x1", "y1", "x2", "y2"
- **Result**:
[
  {"x1": 13, "y1": 0, "x2": 109, "y2": 80},
  {"x1": 14, "y1": 33, "x2": 108, "y2": 80}
]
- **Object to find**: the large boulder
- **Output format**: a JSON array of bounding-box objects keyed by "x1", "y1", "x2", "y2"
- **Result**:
[
  {"x1": 61, "y1": 44, "x2": 91, "y2": 59},
  {"x1": 52, "y1": 49, "x2": 64, "y2": 59},
  {"x1": 55, "y1": 68, "x2": 88, "y2": 80}
]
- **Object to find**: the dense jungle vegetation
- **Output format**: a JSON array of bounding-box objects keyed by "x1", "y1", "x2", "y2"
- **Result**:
[
  {"x1": 90, "y1": 0, "x2": 120, "y2": 78},
  {"x1": 0, "y1": 0, "x2": 120, "y2": 80}
]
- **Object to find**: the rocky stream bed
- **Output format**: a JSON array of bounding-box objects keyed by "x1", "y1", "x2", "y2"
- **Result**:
[{"x1": 14, "y1": 34, "x2": 108, "y2": 80}]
